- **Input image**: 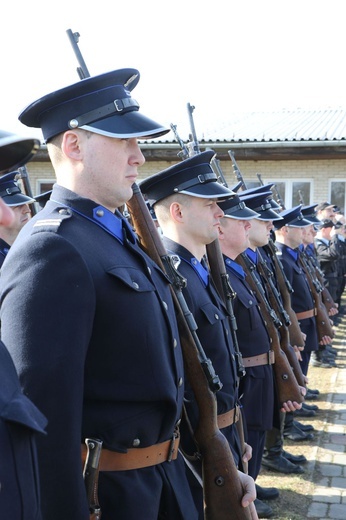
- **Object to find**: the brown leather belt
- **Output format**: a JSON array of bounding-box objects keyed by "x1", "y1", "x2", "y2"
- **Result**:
[
  {"x1": 81, "y1": 432, "x2": 180, "y2": 472},
  {"x1": 296, "y1": 308, "x2": 317, "y2": 320},
  {"x1": 242, "y1": 350, "x2": 275, "y2": 368},
  {"x1": 217, "y1": 405, "x2": 240, "y2": 429}
]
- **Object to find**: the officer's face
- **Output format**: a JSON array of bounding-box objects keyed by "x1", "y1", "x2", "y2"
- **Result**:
[
  {"x1": 285, "y1": 226, "x2": 304, "y2": 249},
  {"x1": 10, "y1": 203, "x2": 31, "y2": 233},
  {"x1": 302, "y1": 224, "x2": 314, "y2": 245},
  {"x1": 0, "y1": 198, "x2": 14, "y2": 226},
  {"x1": 248, "y1": 219, "x2": 273, "y2": 248},
  {"x1": 181, "y1": 196, "x2": 224, "y2": 246},
  {"x1": 70, "y1": 131, "x2": 145, "y2": 211},
  {"x1": 218, "y1": 217, "x2": 251, "y2": 258}
]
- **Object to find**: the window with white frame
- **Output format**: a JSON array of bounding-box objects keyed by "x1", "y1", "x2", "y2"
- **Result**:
[{"x1": 330, "y1": 181, "x2": 346, "y2": 214}]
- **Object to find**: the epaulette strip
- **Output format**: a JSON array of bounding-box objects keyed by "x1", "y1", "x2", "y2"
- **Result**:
[{"x1": 32, "y1": 218, "x2": 67, "y2": 234}]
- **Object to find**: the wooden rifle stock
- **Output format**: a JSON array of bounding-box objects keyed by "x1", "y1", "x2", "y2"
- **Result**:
[
  {"x1": 263, "y1": 241, "x2": 306, "y2": 349},
  {"x1": 298, "y1": 251, "x2": 335, "y2": 341},
  {"x1": 256, "y1": 253, "x2": 306, "y2": 389},
  {"x1": 237, "y1": 253, "x2": 304, "y2": 407},
  {"x1": 126, "y1": 184, "x2": 251, "y2": 520},
  {"x1": 206, "y1": 239, "x2": 248, "y2": 474}
]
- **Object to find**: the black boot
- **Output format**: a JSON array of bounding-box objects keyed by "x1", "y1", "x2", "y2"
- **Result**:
[
  {"x1": 255, "y1": 484, "x2": 279, "y2": 500},
  {"x1": 254, "y1": 498, "x2": 274, "y2": 518}
]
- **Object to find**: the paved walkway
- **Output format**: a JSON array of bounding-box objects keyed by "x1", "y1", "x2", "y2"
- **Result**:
[{"x1": 306, "y1": 316, "x2": 346, "y2": 519}]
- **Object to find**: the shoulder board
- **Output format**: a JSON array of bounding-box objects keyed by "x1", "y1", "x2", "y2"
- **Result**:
[{"x1": 32, "y1": 208, "x2": 72, "y2": 235}]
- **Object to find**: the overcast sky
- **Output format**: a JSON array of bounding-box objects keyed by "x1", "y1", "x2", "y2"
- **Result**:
[{"x1": 2, "y1": 0, "x2": 345, "y2": 141}]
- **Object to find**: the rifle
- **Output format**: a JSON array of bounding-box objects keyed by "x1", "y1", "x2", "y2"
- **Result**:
[
  {"x1": 186, "y1": 102, "x2": 200, "y2": 156},
  {"x1": 127, "y1": 184, "x2": 251, "y2": 520},
  {"x1": 66, "y1": 28, "x2": 90, "y2": 79},
  {"x1": 205, "y1": 238, "x2": 248, "y2": 474},
  {"x1": 82, "y1": 438, "x2": 103, "y2": 520},
  {"x1": 257, "y1": 250, "x2": 306, "y2": 389},
  {"x1": 170, "y1": 123, "x2": 189, "y2": 160},
  {"x1": 205, "y1": 148, "x2": 229, "y2": 188},
  {"x1": 263, "y1": 241, "x2": 306, "y2": 349},
  {"x1": 298, "y1": 190, "x2": 305, "y2": 205},
  {"x1": 16, "y1": 166, "x2": 37, "y2": 216},
  {"x1": 236, "y1": 252, "x2": 304, "y2": 407},
  {"x1": 228, "y1": 151, "x2": 247, "y2": 190},
  {"x1": 257, "y1": 173, "x2": 285, "y2": 210},
  {"x1": 298, "y1": 249, "x2": 335, "y2": 342}
]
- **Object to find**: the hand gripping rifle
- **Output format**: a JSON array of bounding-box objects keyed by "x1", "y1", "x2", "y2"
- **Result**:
[
  {"x1": 236, "y1": 252, "x2": 304, "y2": 407},
  {"x1": 256, "y1": 250, "x2": 306, "y2": 389},
  {"x1": 127, "y1": 184, "x2": 252, "y2": 520}
]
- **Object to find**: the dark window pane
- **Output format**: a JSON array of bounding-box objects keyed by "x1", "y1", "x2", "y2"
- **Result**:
[
  {"x1": 292, "y1": 181, "x2": 311, "y2": 206},
  {"x1": 271, "y1": 182, "x2": 286, "y2": 207},
  {"x1": 330, "y1": 182, "x2": 345, "y2": 212},
  {"x1": 39, "y1": 182, "x2": 54, "y2": 194}
]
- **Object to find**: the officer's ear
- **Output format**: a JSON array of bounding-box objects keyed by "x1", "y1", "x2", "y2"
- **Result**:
[
  {"x1": 61, "y1": 130, "x2": 83, "y2": 161},
  {"x1": 170, "y1": 201, "x2": 184, "y2": 223}
]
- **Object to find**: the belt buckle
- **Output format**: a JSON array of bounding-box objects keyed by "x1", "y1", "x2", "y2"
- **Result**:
[
  {"x1": 167, "y1": 427, "x2": 180, "y2": 462},
  {"x1": 267, "y1": 350, "x2": 272, "y2": 365}
]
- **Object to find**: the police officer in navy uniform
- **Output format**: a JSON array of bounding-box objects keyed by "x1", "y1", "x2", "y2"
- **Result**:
[
  {"x1": 140, "y1": 151, "x2": 257, "y2": 519},
  {"x1": 0, "y1": 129, "x2": 47, "y2": 520},
  {"x1": 0, "y1": 171, "x2": 36, "y2": 267},
  {"x1": 218, "y1": 193, "x2": 281, "y2": 518},
  {"x1": 0, "y1": 70, "x2": 201, "y2": 520},
  {"x1": 274, "y1": 206, "x2": 330, "y2": 377}
]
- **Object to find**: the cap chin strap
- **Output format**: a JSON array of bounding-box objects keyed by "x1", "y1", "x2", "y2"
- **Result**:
[
  {"x1": 173, "y1": 173, "x2": 217, "y2": 192},
  {"x1": 68, "y1": 97, "x2": 139, "y2": 129}
]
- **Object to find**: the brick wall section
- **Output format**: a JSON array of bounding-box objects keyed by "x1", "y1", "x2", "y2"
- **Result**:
[{"x1": 24, "y1": 158, "x2": 346, "y2": 205}]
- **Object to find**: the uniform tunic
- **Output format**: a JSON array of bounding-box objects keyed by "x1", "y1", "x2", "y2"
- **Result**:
[
  {"x1": 227, "y1": 253, "x2": 274, "y2": 479},
  {"x1": 275, "y1": 242, "x2": 318, "y2": 375},
  {"x1": 0, "y1": 184, "x2": 198, "y2": 520},
  {"x1": 0, "y1": 341, "x2": 47, "y2": 520},
  {"x1": 162, "y1": 238, "x2": 241, "y2": 455}
]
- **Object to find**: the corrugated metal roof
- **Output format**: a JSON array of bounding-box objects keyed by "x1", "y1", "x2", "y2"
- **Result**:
[{"x1": 150, "y1": 108, "x2": 346, "y2": 144}]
